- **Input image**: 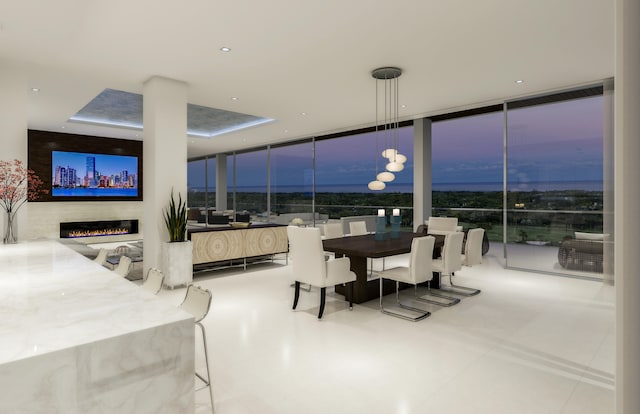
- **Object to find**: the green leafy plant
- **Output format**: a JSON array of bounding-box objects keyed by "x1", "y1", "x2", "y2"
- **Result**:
[{"x1": 164, "y1": 190, "x2": 187, "y2": 242}]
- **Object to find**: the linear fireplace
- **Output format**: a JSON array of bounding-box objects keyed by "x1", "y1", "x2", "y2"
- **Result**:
[{"x1": 60, "y1": 220, "x2": 139, "y2": 238}]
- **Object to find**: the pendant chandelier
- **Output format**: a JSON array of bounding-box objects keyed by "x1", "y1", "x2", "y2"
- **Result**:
[{"x1": 368, "y1": 66, "x2": 407, "y2": 191}]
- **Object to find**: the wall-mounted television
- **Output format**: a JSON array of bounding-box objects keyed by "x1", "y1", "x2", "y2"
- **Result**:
[
  {"x1": 52, "y1": 151, "x2": 139, "y2": 197},
  {"x1": 28, "y1": 130, "x2": 143, "y2": 202}
]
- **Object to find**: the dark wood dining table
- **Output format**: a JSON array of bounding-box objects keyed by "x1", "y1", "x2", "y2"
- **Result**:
[{"x1": 322, "y1": 232, "x2": 444, "y2": 304}]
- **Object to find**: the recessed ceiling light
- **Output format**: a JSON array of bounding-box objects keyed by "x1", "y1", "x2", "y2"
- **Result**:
[
  {"x1": 301, "y1": 112, "x2": 307, "y2": 116},
  {"x1": 231, "y1": 97, "x2": 239, "y2": 101},
  {"x1": 61, "y1": 126, "x2": 65, "y2": 129},
  {"x1": 284, "y1": 129, "x2": 289, "y2": 133},
  {"x1": 401, "y1": 104, "x2": 407, "y2": 109},
  {"x1": 515, "y1": 79, "x2": 524, "y2": 84},
  {"x1": 31, "y1": 88, "x2": 40, "y2": 92},
  {"x1": 220, "y1": 47, "x2": 231, "y2": 52}
]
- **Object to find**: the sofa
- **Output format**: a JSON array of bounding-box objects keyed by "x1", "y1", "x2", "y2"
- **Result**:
[{"x1": 558, "y1": 232, "x2": 606, "y2": 273}]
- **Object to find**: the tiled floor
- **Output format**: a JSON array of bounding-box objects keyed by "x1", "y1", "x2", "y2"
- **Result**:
[{"x1": 150, "y1": 247, "x2": 615, "y2": 414}]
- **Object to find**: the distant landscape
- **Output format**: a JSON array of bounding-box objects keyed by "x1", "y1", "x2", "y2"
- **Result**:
[{"x1": 188, "y1": 184, "x2": 604, "y2": 245}]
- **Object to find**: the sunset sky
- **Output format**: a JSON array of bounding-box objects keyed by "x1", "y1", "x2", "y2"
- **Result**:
[{"x1": 188, "y1": 96, "x2": 604, "y2": 191}]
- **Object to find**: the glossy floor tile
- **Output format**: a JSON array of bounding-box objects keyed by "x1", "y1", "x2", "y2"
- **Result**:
[{"x1": 150, "y1": 248, "x2": 615, "y2": 414}]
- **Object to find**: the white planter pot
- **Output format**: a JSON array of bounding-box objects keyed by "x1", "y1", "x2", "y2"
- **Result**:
[{"x1": 161, "y1": 240, "x2": 193, "y2": 289}]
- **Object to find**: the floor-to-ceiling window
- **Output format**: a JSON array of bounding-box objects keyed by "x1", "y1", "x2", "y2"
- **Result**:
[
  {"x1": 269, "y1": 140, "x2": 314, "y2": 224},
  {"x1": 232, "y1": 148, "x2": 268, "y2": 221},
  {"x1": 432, "y1": 111, "x2": 504, "y2": 242},
  {"x1": 505, "y1": 90, "x2": 605, "y2": 278},
  {"x1": 187, "y1": 156, "x2": 216, "y2": 224},
  {"x1": 315, "y1": 126, "x2": 414, "y2": 228}
]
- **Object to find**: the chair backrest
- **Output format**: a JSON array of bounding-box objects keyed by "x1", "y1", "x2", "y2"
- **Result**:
[
  {"x1": 114, "y1": 255, "x2": 132, "y2": 277},
  {"x1": 142, "y1": 268, "x2": 164, "y2": 294},
  {"x1": 114, "y1": 245, "x2": 131, "y2": 254},
  {"x1": 179, "y1": 284, "x2": 212, "y2": 323},
  {"x1": 287, "y1": 225, "x2": 327, "y2": 285},
  {"x1": 409, "y1": 236, "x2": 435, "y2": 284},
  {"x1": 464, "y1": 228, "x2": 485, "y2": 266},
  {"x1": 440, "y1": 231, "x2": 464, "y2": 274},
  {"x1": 323, "y1": 222, "x2": 344, "y2": 239},
  {"x1": 349, "y1": 221, "x2": 368, "y2": 236},
  {"x1": 426, "y1": 217, "x2": 459, "y2": 235},
  {"x1": 93, "y1": 248, "x2": 108, "y2": 266}
]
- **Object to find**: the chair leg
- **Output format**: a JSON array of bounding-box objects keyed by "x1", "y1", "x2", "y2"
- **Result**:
[
  {"x1": 293, "y1": 281, "x2": 300, "y2": 310},
  {"x1": 416, "y1": 281, "x2": 460, "y2": 307},
  {"x1": 436, "y1": 272, "x2": 481, "y2": 297},
  {"x1": 449, "y1": 272, "x2": 481, "y2": 295},
  {"x1": 379, "y1": 278, "x2": 430, "y2": 321},
  {"x1": 318, "y1": 287, "x2": 326, "y2": 319},
  {"x1": 196, "y1": 322, "x2": 215, "y2": 412}
]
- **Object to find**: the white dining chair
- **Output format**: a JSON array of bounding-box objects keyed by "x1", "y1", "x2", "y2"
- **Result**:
[
  {"x1": 433, "y1": 231, "x2": 480, "y2": 296},
  {"x1": 349, "y1": 221, "x2": 368, "y2": 236},
  {"x1": 462, "y1": 228, "x2": 485, "y2": 266},
  {"x1": 378, "y1": 236, "x2": 435, "y2": 321},
  {"x1": 287, "y1": 226, "x2": 356, "y2": 319}
]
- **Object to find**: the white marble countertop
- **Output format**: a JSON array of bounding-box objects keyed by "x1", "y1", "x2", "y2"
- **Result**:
[{"x1": 0, "y1": 239, "x2": 192, "y2": 365}]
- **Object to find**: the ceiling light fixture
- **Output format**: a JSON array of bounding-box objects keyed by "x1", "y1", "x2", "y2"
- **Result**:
[
  {"x1": 368, "y1": 66, "x2": 407, "y2": 191},
  {"x1": 231, "y1": 97, "x2": 239, "y2": 100},
  {"x1": 31, "y1": 88, "x2": 40, "y2": 92},
  {"x1": 220, "y1": 47, "x2": 231, "y2": 52},
  {"x1": 515, "y1": 79, "x2": 524, "y2": 84}
]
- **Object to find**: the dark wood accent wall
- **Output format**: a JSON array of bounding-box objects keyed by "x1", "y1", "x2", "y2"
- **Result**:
[{"x1": 28, "y1": 130, "x2": 143, "y2": 202}]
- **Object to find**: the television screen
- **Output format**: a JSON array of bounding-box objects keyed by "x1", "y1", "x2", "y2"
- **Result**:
[{"x1": 51, "y1": 151, "x2": 139, "y2": 197}]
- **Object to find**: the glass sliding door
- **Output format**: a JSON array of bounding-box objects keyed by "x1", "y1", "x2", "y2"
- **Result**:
[
  {"x1": 505, "y1": 92, "x2": 605, "y2": 278},
  {"x1": 432, "y1": 112, "x2": 503, "y2": 254}
]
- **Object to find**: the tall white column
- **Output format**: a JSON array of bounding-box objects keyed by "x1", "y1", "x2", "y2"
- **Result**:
[
  {"x1": 0, "y1": 62, "x2": 28, "y2": 241},
  {"x1": 615, "y1": 0, "x2": 640, "y2": 412},
  {"x1": 143, "y1": 76, "x2": 188, "y2": 274},
  {"x1": 215, "y1": 154, "x2": 228, "y2": 210},
  {"x1": 413, "y1": 118, "x2": 432, "y2": 230}
]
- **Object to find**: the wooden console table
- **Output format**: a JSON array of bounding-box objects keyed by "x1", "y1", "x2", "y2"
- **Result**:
[{"x1": 188, "y1": 223, "x2": 288, "y2": 270}]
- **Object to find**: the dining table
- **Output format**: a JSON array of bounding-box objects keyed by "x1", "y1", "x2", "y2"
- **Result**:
[{"x1": 322, "y1": 232, "x2": 444, "y2": 304}]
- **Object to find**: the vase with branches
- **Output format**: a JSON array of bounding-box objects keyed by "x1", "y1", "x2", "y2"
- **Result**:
[{"x1": 0, "y1": 159, "x2": 48, "y2": 244}]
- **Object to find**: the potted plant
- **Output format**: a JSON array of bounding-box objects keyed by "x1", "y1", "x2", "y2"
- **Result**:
[{"x1": 161, "y1": 190, "x2": 192, "y2": 288}]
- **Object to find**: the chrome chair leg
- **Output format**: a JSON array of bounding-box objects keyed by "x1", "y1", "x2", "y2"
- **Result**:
[
  {"x1": 379, "y1": 279, "x2": 430, "y2": 321},
  {"x1": 196, "y1": 322, "x2": 215, "y2": 413},
  {"x1": 438, "y1": 272, "x2": 481, "y2": 296},
  {"x1": 414, "y1": 282, "x2": 460, "y2": 307}
]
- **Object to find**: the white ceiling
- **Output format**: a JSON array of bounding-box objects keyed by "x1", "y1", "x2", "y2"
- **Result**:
[{"x1": 0, "y1": 0, "x2": 614, "y2": 158}]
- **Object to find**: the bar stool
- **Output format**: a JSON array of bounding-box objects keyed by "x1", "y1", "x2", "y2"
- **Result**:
[
  {"x1": 141, "y1": 268, "x2": 164, "y2": 294},
  {"x1": 179, "y1": 285, "x2": 214, "y2": 412}
]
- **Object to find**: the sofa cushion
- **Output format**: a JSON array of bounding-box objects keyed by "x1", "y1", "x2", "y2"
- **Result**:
[{"x1": 574, "y1": 232, "x2": 607, "y2": 241}]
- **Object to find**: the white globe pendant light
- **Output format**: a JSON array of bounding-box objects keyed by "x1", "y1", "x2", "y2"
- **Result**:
[
  {"x1": 376, "y1": 171, "x2": 395, "y2": 182},
  {"x1": 381, "y1": 148, "x2": 397, "y2": 159},
  {"x1": 368, "y1": 66, "x2": 403, "y2": 191},
  {"x1": 368, "y1": 180, "x2": 386, "y2": 191},
  {"x1": 386, "y1": 161, "x2": 404, "y2": 172},
  {"x1": 394, "y1": 153, "x2": 407, "y2": 164}
]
